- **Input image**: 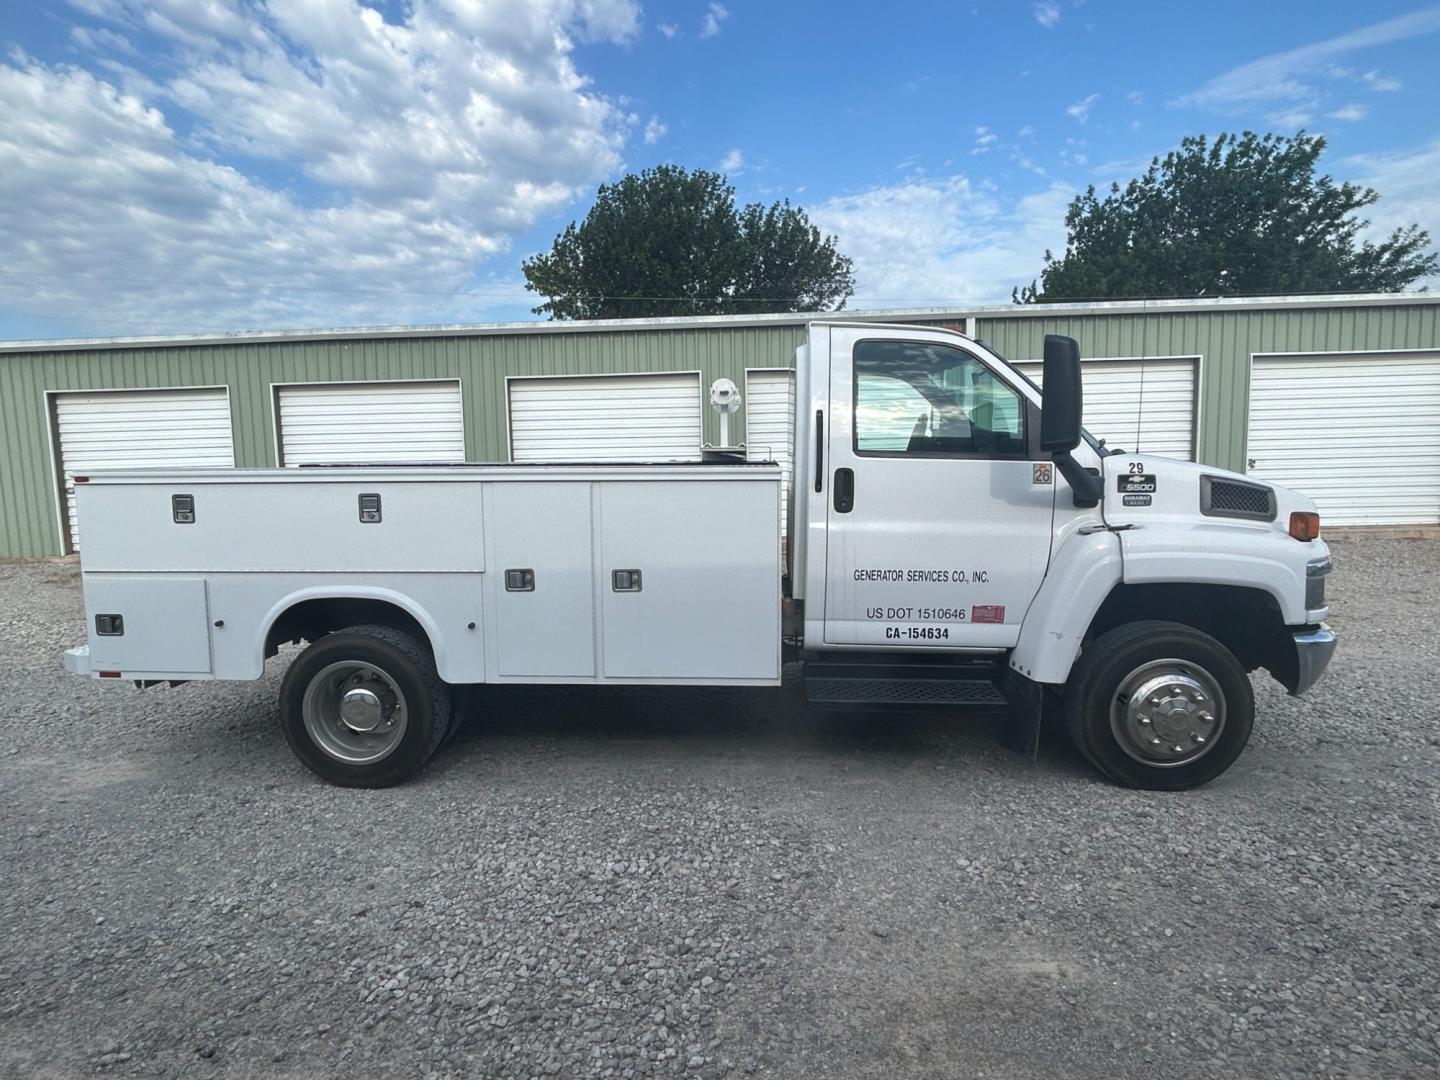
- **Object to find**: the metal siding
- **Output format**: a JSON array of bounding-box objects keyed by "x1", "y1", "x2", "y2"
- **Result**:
[
  {"x1": 1248, "y1": 352, "x2": 1440, "y2": 525},
  {"x1": 277, "y1": 380, "x2": 464, "y2": 465},
  {"x1": 2, "y1": 304, "x2": 1437, "y2": 556},
  {"x1": 975, "y1": 303, "x2": 1440, "y2": 478}
]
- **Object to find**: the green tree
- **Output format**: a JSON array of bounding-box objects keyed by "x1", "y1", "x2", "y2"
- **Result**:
[
  {"x1": 1015, "y1": 131, "x2": 1436, "y2": 303},
  {"x1": 522, "y1": 165, "x2": 854, "y2": 319}
]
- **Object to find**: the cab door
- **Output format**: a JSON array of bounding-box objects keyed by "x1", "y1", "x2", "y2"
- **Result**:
[{"x1": 822, "y1": 326, "x2": 1054, "y2": 648}]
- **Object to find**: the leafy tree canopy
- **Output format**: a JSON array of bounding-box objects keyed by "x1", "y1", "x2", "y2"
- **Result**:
[
  {"x1": 522, "y1": 165, "x2": 855, "y2": 319},
  {"x1": 1016, "y1": 131, "x2": 1436, "y2": 303}
]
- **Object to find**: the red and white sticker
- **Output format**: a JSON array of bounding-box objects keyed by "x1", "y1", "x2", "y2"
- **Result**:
[{"x1": 971, "y1": 604, "x2": 1006, "y2": 624}]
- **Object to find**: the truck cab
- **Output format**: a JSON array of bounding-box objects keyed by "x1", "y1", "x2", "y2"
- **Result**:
[{"x1": 790, "y1": 322, "x2": 1334, "y2": 788}]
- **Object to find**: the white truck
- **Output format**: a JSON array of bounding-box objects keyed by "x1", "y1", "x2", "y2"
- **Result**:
[{"x1": 62, "y1": 324, "x2": 1336, "y2": 790}]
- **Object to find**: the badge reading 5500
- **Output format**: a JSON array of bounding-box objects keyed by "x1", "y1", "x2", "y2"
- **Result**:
[{"x1": 1117, "y1": 474, "x2": 1156, "y2": 494}]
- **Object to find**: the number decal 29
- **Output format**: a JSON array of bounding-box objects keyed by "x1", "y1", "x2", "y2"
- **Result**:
[{"x1": 1129, "y1": 461, "x2": 1147, "y2": 474}]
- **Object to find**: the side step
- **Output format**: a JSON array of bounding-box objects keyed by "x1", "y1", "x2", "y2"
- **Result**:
[
  {"x1": 802, "y1": 654, "x2": 1008, "y2": 709},
  {"x1": 801, "y1": 652, "x2": 1045, "y2": 759}
]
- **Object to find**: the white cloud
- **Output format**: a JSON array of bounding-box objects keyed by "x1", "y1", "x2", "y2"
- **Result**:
[
  {"x1": 1017, "y1": 124, "x2": 1035, "y2": 138},
  {"x1": 1345, "y1": 138, "x2": 1440, "y2": 288},
  {"x1": 658, "y1": 21, "x2": 680, "y2": 39},
  {"x1": 720, "y1": 147, "x2": 744, "y2": 172},
  {"x1": 971, "y1": 125, "x2": 998, "y2": 154},
  {"x1": 700, "y1": 3, "x2": 729, "y2": 38},
  {"x1": 1272, "y1": 108, "x2": 1314, "y2": 128},
  {"x1": 1176, "y1": 8, "x2": 1440, "y2": 112},
  {"x1": 1329, "y1": 103, "x2": 1368, "y2": 122},
  {"x1": 1, "y1": 1, "x2": 641, "y2": 334},
  {"x1": 1126, "y1": 90, "x2": 1144, "y2": 106},
  {"x1": 1091, "y1": 157, "x2": 1150, "y2": 181},
  {"x1": 811, "y1": 176, "x2": 1074, "y2": 304},
  {"x1": 1033, "y1": 2, "x2": 1061, "y2": 29},
  {"x1": 1362, "y1": 69, "x2": 1402, "y2": 92},
  {"x1": 1015, "y1": 155, "x2": 1048, "y2": 178},
  {"x1": 70, "y1": 25, "x2": 137, "y2": 56},
  {"x1": 1065, "y1": 93, "x2": 1100, "y2": 122},
  {"x1": 643, "y1": 115, "x2": 668, "y2": 144}
]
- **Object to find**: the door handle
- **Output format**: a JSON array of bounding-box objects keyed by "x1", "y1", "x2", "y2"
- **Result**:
[
  {"x1": 813, "y1": 410, "x2": 825, "y2": 492},
  {"x1": 833, "y1": 467, "x2": 854, "y2": 513}
]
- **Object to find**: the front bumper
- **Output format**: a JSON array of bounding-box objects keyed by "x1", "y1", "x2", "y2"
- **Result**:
[
  {"x1": 64, "y1": 644, "x2": 93, "y2": 676},
  {"x1": 1289, "y1": 624, "x2": 1336, "y2": 697}
]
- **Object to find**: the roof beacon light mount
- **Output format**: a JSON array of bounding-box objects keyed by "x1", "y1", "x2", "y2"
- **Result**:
[{"x1": 709, "y1": 377, "x2": 742, "y2": 448}]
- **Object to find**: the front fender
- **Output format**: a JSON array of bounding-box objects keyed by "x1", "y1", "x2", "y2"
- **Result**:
[
  {"x1": 1119, "y1": 523, "x2": 1312, "y2": 625},
  {"x1": 1011, "y1": 529, "x2": 1122, "y2": 685}
]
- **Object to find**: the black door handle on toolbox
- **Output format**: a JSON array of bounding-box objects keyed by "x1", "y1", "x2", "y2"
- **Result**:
[
  {"x1": 813, "y1": 410, "x2": 825, "y2": 492},
  {"x1": 833, "y1": 467, "x2": 854, "y2": 513}
]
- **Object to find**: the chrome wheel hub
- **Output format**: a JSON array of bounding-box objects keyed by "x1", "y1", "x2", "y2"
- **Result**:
[
  {"x1": 339, "y1": 687, "x2": 385, "y2": 732},
  {"x1": 1111, "y1": 659, "x2": 1225, "y2": 768},
  {"x1": 303, "y1": 661, "x2": 408, "y2": 765}
]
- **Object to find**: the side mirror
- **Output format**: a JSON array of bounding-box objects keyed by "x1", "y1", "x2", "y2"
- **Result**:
[
  {"x1": 1040, "y1": 334, "x2": 1082, "y2": 452},
  {"x1": 1038, "y1": 334, "x2": 1103, "y2": 509}
]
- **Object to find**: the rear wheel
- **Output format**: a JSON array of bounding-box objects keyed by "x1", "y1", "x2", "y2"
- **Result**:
[
  {"x1": 1064, "y1": 620, "x2": 1253, "y2": 790},
  {"x1": 280, "y1": 624, "x2": 451, "y2": 788}
]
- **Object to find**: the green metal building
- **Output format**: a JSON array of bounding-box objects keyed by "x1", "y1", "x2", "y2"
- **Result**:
[{"x1": 1, "y1": 292, "x2": 1437, "y2": 558}]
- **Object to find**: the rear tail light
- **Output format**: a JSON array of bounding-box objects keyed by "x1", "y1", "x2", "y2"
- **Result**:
[{"x1": 1289, "y1": 511, "x2": 1320, "y2": 541}]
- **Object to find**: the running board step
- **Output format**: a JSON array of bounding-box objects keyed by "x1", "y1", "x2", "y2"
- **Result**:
[
  {"x1": 800, "y1": 653, "x2": 1044, "y2": 759},
  {"x1": 802, "y1": 653, "x2": 1009, "y2": 709},
  {"x1": 805, "y1": 677, "x2": 1007, "y2": 707}
]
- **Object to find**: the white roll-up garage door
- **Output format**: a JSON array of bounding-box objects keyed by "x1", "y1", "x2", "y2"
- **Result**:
[
  {"x1": 745, "y1": 369, "x2": 796, "y2": 544},
  {"x1": 1018, "y1": 357, "x2": 1198, "y2": 460},
  {"x1": 1248, "y1": 352, "x2": 1440, "y2": 525},
  {"x1": 277, "y1": 381, "x2": 464, "y2": 466},
  {"x1": 53, "y1": 387, "x2": 234, "y2": 552},
  {"x1": 508, "y1": 373, "x2": 702, "y2": 462}
]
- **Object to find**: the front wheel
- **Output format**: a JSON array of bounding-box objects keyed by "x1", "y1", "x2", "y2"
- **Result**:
[
  {"x1": 1064, "y1": 620, "x2": 1254, "y2": 790},
  {"x1": 279, "y1": 624, "x2": 452, "y2": 788}
]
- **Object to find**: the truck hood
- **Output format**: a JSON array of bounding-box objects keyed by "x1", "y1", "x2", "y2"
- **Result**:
[
  {"x1": 1093, "y1": 452, "x2": 1331, "y2": 627},
  {"x1": 1099, "y1": 453, "x2": 1317, "y2": 532}
]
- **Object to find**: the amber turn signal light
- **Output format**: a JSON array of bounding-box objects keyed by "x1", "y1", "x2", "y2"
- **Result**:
[{"x1": 1289, "y1": 511, "x2": 1320, "y2": 541}]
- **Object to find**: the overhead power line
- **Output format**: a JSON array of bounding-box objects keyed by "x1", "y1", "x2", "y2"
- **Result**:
[{"x1": 0, "y1": 267, "x2": 1417, "y2": 311}]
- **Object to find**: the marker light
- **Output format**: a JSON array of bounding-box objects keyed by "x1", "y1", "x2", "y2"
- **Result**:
[{"x1": 1289, "y1": 511, "x2": 1320, "y2": 541}]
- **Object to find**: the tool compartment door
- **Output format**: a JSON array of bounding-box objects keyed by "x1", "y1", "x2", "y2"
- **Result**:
[
  {"x1": 597, "y1": 479, "x2": 780, "y2": 681},
  {"x1": 84, "y1": 575, "x2": 213, "y2": 675},
  {"x1": 487, "y1": 482, "x2": 597, "y2": 678}
]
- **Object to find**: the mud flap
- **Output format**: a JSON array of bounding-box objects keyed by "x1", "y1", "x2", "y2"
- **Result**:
[{"x1": 993, "y1": 667, "x2": 1044, "y2": 759}]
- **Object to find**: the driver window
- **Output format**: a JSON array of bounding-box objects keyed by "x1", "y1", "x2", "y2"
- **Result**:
[{"x1": 853, "y1": 340, "x2": 1025, "y2": 457}]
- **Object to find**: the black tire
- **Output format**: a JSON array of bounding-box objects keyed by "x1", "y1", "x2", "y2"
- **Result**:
[
  {"x1": 1063, "y1": 620, "x2": 1254, "y2": 791},
  {"x1": 279, "y1": 624, "x2": 452, "y2": 788},
  {"x1": 446, "y1": 684, "x2": 477, "y2": 745}
]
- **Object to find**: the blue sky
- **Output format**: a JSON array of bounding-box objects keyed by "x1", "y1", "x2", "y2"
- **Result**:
[{"x1": 2, "y1": 0, "x2": 1438, "y2": 340}]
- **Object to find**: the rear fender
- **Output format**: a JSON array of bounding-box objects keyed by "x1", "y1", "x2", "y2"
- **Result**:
[{"x1": 256, "y1": 586, "x2": 452, "y2": 679}]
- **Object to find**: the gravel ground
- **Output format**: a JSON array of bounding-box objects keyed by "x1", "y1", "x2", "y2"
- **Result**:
[{"x1": 2, "y1": 535, "x2": 1438, "y2": 1079}]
